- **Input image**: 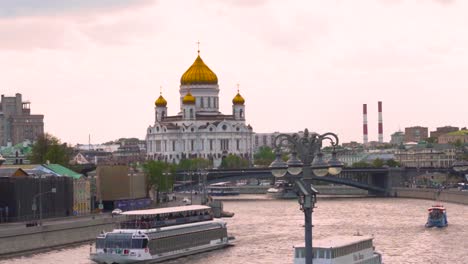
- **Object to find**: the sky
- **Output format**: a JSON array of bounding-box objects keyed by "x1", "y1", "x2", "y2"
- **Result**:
[{"x1": 0, "y1": 0, "x2": 467, "y2": 145}]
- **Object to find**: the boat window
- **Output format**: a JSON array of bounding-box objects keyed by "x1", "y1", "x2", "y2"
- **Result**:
[
  {"x1": 318, "y1": 249, "x2": 325, "y2": 258},
  {"x1": 96, "y1": 238, "x2": 105, "y2": 249},
  {"x1": 295, "y1": 248, "x2": 305, "y2": 258}
]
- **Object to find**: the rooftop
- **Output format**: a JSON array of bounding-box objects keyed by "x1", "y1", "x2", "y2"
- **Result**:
[
  {"x1": 446, "y1": 130, "x2": 468, "y2": 136},
  {"x1": 296, "y1": 235, "x2": 373, "y2": 249}
]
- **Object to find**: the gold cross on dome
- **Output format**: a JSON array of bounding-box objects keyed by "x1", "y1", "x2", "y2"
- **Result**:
[
  {"x1": 236, "y1": 83, "x2": 240, "y2": 93},
  {"x1": 196, "y1": 40, "x2": 201, "y2": 54}
]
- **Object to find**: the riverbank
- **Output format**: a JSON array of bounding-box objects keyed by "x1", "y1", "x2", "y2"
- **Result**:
[
  {"x1": 392, "y1": 187, "x2": 468, "y2": 205},
  {"x1": 0, "y1": 215, "x2": 118, "y2": 258}
]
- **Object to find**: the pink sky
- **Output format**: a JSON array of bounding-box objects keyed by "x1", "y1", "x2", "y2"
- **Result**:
[{"x1": 0, "y1": 0, "x2": 467, "y2": 145}]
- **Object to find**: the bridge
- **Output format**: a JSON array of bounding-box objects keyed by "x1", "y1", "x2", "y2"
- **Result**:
[
  {"x1": 175, "y1": 166, "x2": 461, "y2": 196},
  {"x1": 175, "y1": 167, "x2": 412, "y2": 196}
]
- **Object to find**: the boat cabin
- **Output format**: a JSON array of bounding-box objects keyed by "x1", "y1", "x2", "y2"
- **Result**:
[
  {"x1": 294, "y1": 236, "x2": 382, "y2": 264},
  {"x1": 119, "y1": 205, "x2": 214, "y2": 229}
]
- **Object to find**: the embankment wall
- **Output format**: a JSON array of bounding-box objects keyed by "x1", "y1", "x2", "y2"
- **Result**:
[
  {"x1": 392, "y1": 188, "x2": 468, "y2": 205},
  {"x1": 0, "y1": 217, "x2": 118, "y2": 257}
]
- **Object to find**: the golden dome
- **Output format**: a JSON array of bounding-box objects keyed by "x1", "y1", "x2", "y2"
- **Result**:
[
  {"x1": 182, "y1": 91, "x2": 196, "y2": 104},
  {"x1": 232, "y1": 92, "x2": 245, "y2": 105},
  {"x1": 180, "y1": 54, "x2": 218, "y2": 85},
  {"x1": 155, "y1": 93, "x2": 167, "y2": 107}
]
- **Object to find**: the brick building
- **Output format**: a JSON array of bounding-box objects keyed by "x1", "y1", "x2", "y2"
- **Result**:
[
  {"x1": 430, "y1": 126, "x2": 459, "y2": 139},
  {"x1": 438, "y1": 130, "x2": 468, "y2": 144},
  {"x1": 404, "y1": 126, "x2": 428, "y2": 143}
]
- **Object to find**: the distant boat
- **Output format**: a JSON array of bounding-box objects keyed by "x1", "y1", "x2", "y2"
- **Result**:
[
  {"x1": 425, "y1": 205, "x2": 448, "y2": 228},
  {"x1": 267, "y1": 180, "x2": 296, "y2": 199},
  {"x1": 207, "y1": 182, "x2": 240, "y2": 196}
]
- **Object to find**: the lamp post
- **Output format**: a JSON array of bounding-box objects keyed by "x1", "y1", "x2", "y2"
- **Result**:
[
  {"x1": 269, "y1": 129, "x2": 343, "y2": 264},
  {"x1": 198, "y1": 169, "x2": 209, "y2": 205},
  {"x1": 32, "y1": 187, "x2": 57, "y2": 226}
]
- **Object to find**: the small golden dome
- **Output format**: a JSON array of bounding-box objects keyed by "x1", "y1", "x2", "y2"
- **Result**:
[
  {"x1": 232, "y1": 92, "x2": 245, "y2": 105},
  {"x1": 182, "y1": 91, "x2": 196, "y2": 104},
  {"x1": 180, "y1": 54, "x2": 218, "y2": 85},
  {"x1": 155, "y1": 94, "x2": 167, "y2": 107}
]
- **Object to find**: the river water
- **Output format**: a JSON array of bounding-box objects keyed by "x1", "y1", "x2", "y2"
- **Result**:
[{"x1": 2, "y1": 196, "x2": 468, "y2": 264}]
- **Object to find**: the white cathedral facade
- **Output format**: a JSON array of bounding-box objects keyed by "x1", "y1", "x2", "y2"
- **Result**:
[{"x1": 146, "y1": 51, "x2": 254, "y2": 167}]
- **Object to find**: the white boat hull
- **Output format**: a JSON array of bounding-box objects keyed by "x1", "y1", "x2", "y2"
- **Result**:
[{"x1": 90, "y1": 240, "x2": 232, "y2": 264}]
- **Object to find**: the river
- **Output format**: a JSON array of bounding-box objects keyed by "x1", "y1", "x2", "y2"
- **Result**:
[{"x1": 2, "y1": 196, "x2": 467, "y2": 264}]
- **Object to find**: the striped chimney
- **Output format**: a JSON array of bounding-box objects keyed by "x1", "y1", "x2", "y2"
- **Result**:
[
  {"x1": 378, "y1": 101, "x2": 383, "y2": 143},
  {"x1": 363, "y1": 104, "x2": 368, "y2": 144}
]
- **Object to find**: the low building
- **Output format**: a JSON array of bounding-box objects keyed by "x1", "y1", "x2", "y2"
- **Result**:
[
  {"x1": 438, "y1": 130, "x2": 468, "y2": 144},
  {"x1": 38, "y1": 164, "x2": 90, "y2": 216},
  {"x1": 390, "y1": 131, "x2": 405, "y2": 145},
  {"x1": 395, "y1": 143, "x2": 458, "y2": 168},
  {"x1": 430, "y1": 126, "x2": 459, "y2": 140},
  {"x1": 254, "y1": 131, "x2": 305, "y2": 151}
]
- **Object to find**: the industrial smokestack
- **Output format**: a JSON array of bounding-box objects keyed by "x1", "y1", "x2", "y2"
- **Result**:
[
  {"x1": 378, "y1": 101, "x2": 383, "y2": 143},
  {"x1": 363, "y1": 104, "x2": 368, "y2": 145}
]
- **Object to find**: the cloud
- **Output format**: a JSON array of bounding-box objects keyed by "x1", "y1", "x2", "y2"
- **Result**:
[
  {"x1": 0, "y1": 0, "x2": 154, "y2": 18},
  {"x1": 0, "y1": 0, "x2": 160, "y2": 50}
]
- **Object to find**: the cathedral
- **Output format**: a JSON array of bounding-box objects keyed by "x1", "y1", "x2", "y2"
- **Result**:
[{"x1": 146, "y1": 51, "x2": 254, "y2": 167}]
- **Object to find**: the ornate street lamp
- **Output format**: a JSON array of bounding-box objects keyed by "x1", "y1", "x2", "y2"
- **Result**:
[{"x1": 268, "y1": 129, "x2": 344, "y2": 264}]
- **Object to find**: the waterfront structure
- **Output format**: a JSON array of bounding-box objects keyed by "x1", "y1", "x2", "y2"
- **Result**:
[
  {"x1": 334, "y1": 150, "x2": 395, "y2": 167},
  {"x1": 90, "y1": 205, "x2": 232, "y2": 263},
  {"x1": 0, "y1": 93, "x2": 44, "y2": 146},
  {"x1": 146, "y1": 51, "x2": 254, "y2": 167},
  {"x1": 438, "y1": 130, "x2": 468, "y2": 144},
  {"x1": 395, "y1": 143, "x2": 458, "y2": 168},
  {"x1": 390, "y1": 131, "x2": 405, "y2": 146},
  {"x1": 430, "y1": 126, "x2": 459, "y2": 140},
  {"x1": 404, "y1": 126, "x2": 428, "y2": 143}
]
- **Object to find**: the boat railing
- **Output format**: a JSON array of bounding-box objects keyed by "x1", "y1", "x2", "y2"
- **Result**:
[{"x1": 119, "y1": 214, "x2": 213, "y2": 229}]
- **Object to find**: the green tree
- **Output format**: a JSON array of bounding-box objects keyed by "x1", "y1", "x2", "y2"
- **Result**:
[
  {"x1": 385, "y1": 159, "x2": 400, "y2": 167},
  {"x1": 352, "y1": 161, "x2": 371, "y2": 168},
  {"x1": 372, "y1": 158, "x2": 385, "y2": 168},
  {"x1": 220, "y1": 154, "x2": 249, "y2": 169},
  {"x1": 29, "y1": 133, "x2": 72, "y2": 165},
  {"x1": 254, "y1": 146, "x2": 276, "y2": 167},
  {"x1": 143, "y1": 161, "x2": 175, "y2": 203},
  {"x1": 177, "y1": 158, "x2": 212, "y2": 171}
]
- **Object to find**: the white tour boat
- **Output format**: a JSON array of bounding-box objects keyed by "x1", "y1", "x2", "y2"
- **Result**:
[
  {"x1": 90, "y1": 205, "x2": 233, "y2": 264},
  {"x1": 293, "y1": 235, "x2": 382, "y2": 264}
]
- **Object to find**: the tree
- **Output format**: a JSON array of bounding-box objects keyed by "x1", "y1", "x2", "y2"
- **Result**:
[
  {"x1": 385, "y1": 159, "x2": 400, "y2": 167},
  {"x1": 220, "y1": 154, "x2": 249, "y2": 169},
  {"x1": 352, "y1": 161, "x2": 371, "y2": 168},
  {"x1": 254, "y1": 146, "x2": 276, "y2": 166},
  {"x1": 143, "y1": 160, "x2": 175, "y2": 203},
  {"x1": 29, "y1": 133, "x2": 72, "y2": 165},
  {"x1": 371, "y1": 158, "x2": 385, "y2": 168},
  {"x1": 177, "y1": 158, "x2": 212, "y2": 171}
]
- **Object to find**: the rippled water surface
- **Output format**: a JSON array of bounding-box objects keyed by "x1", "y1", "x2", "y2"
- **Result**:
[{"x1": 2, "y1": 197, "x2": 468, "y2": 264}]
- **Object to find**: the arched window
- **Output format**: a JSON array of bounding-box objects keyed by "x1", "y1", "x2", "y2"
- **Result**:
[
  {"x1": 240, "y1": 109, "x2": 244, "y2": 118},
  {"x1": 190, "y1": 108, "x2": 194, "y2": 119},
  {"x1": 162, "y1": 111, "x2": 166, "y2": 118},
  {"x1": 183, "y1": 109, "x2": 186, "y2": 119}
]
